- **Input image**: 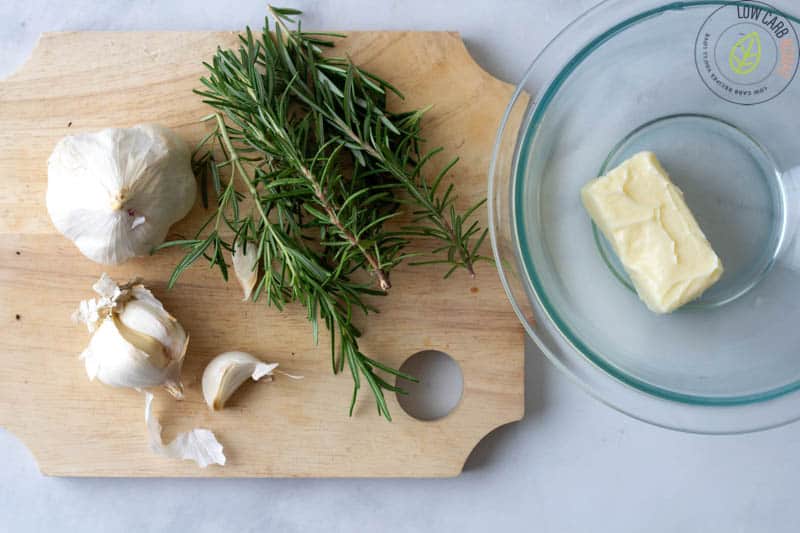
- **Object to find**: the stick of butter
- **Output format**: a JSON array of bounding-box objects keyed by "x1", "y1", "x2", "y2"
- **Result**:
[{"x1": 581, "y1": 151, "x2": 723, "y2": 313}]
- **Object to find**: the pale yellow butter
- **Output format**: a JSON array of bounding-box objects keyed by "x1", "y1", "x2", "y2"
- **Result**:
[{"x1": 581, "y1": 151, "x2": 723, "y2": 313}]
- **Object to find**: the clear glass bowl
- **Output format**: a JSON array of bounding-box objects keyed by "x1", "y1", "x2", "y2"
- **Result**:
[{"x1": 489, "y1": 0, "x2": 800, "y2": 433}]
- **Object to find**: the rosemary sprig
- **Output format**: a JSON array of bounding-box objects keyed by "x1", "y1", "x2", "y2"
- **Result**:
[
  {"x1": 160, "y1": 7, "x2": 490, "y2": 419},
  {"x1": 267, "y1": 6, "x2": 490, "y2": 277}
]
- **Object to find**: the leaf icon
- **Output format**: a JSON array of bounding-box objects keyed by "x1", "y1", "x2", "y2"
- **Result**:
[{"x1": 729, "y1": 31, "x2": 762, "y2": 75}]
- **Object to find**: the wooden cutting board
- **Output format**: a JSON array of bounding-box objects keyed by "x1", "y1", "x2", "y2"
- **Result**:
[{"x1": 0, "y1": 30, "x2": 524, "y2": 477}]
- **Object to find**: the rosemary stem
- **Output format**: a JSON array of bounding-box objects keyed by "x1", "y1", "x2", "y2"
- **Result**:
[
  {"x1": 213, "y1": 114, "x2": 295, "y2": 279},
  {"x1": 299, "y1": 164, "x2": 392, "y2": 291}
]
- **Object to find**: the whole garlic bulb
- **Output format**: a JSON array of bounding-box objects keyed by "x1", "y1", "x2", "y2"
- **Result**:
[
  {"x1": 47, "y1": 124, "x2": 197, "y2": 264},
  {"x1": 74, "y1": 273, "x2": 189, "y2": 397}
]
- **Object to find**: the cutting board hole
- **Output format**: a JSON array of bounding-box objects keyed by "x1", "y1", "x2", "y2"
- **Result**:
[{"x1": 396, "y1": 350, "x2": 463, "y2": 421}]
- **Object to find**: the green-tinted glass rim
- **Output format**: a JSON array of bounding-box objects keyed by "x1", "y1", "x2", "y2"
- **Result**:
[{"x1": 514, "y1": 0, "x2": 800, "y2": 406}]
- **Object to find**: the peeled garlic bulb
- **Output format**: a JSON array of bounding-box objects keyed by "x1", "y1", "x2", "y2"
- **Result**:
[
  {"x1": 74, "y1": 273, "x2": 189, "y2": 397},
  {"x1": 202, "y1": 351, "x2": 279, "y2": 410},
  {"x1": 47, "y1": 124, "x2": 197, "y2": 265}
]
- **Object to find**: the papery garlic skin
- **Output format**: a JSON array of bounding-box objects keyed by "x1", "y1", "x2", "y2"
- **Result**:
[
  {"x1": 202, "y1": 351, "x2": 279, "y2": 410},
  {"x1": 145, "y1": 392, "x2": 225, "y2": 468},
  {"x1": 47, "y1": 124, "x2": 197, "y2": 265},
  {"x1": 75, "y1": 274, "x2": 188, "y2": 398}
]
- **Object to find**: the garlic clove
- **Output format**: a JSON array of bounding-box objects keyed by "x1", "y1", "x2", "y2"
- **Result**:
[
  {"x1": 144, "y1": 392, "x2": 225, "y2": 468},
  {"x1": 202, "y1": 351, "x2": 279, "y2": 410},
  {"x1": 118, "y1": 297, "x2": 187, "y2": 362},
  {"x1": 232, "y1": 241, "x2": 258, "y2": 301},
  {"x1": 162, "y1": 332, "x2": 190, "y2": 399},
  {"x1": 112, "y1": 315, "x2": 171, "y2": 370}
]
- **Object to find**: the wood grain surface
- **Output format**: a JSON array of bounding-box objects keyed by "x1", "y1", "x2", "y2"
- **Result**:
[{"x1": 0, "y1": 30, "x2": 524, "y2": 477}]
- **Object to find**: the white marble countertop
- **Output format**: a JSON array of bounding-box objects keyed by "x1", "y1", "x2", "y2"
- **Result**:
[{"x1": 2, "y1": 1, "x2": 799, "y2": 531}]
